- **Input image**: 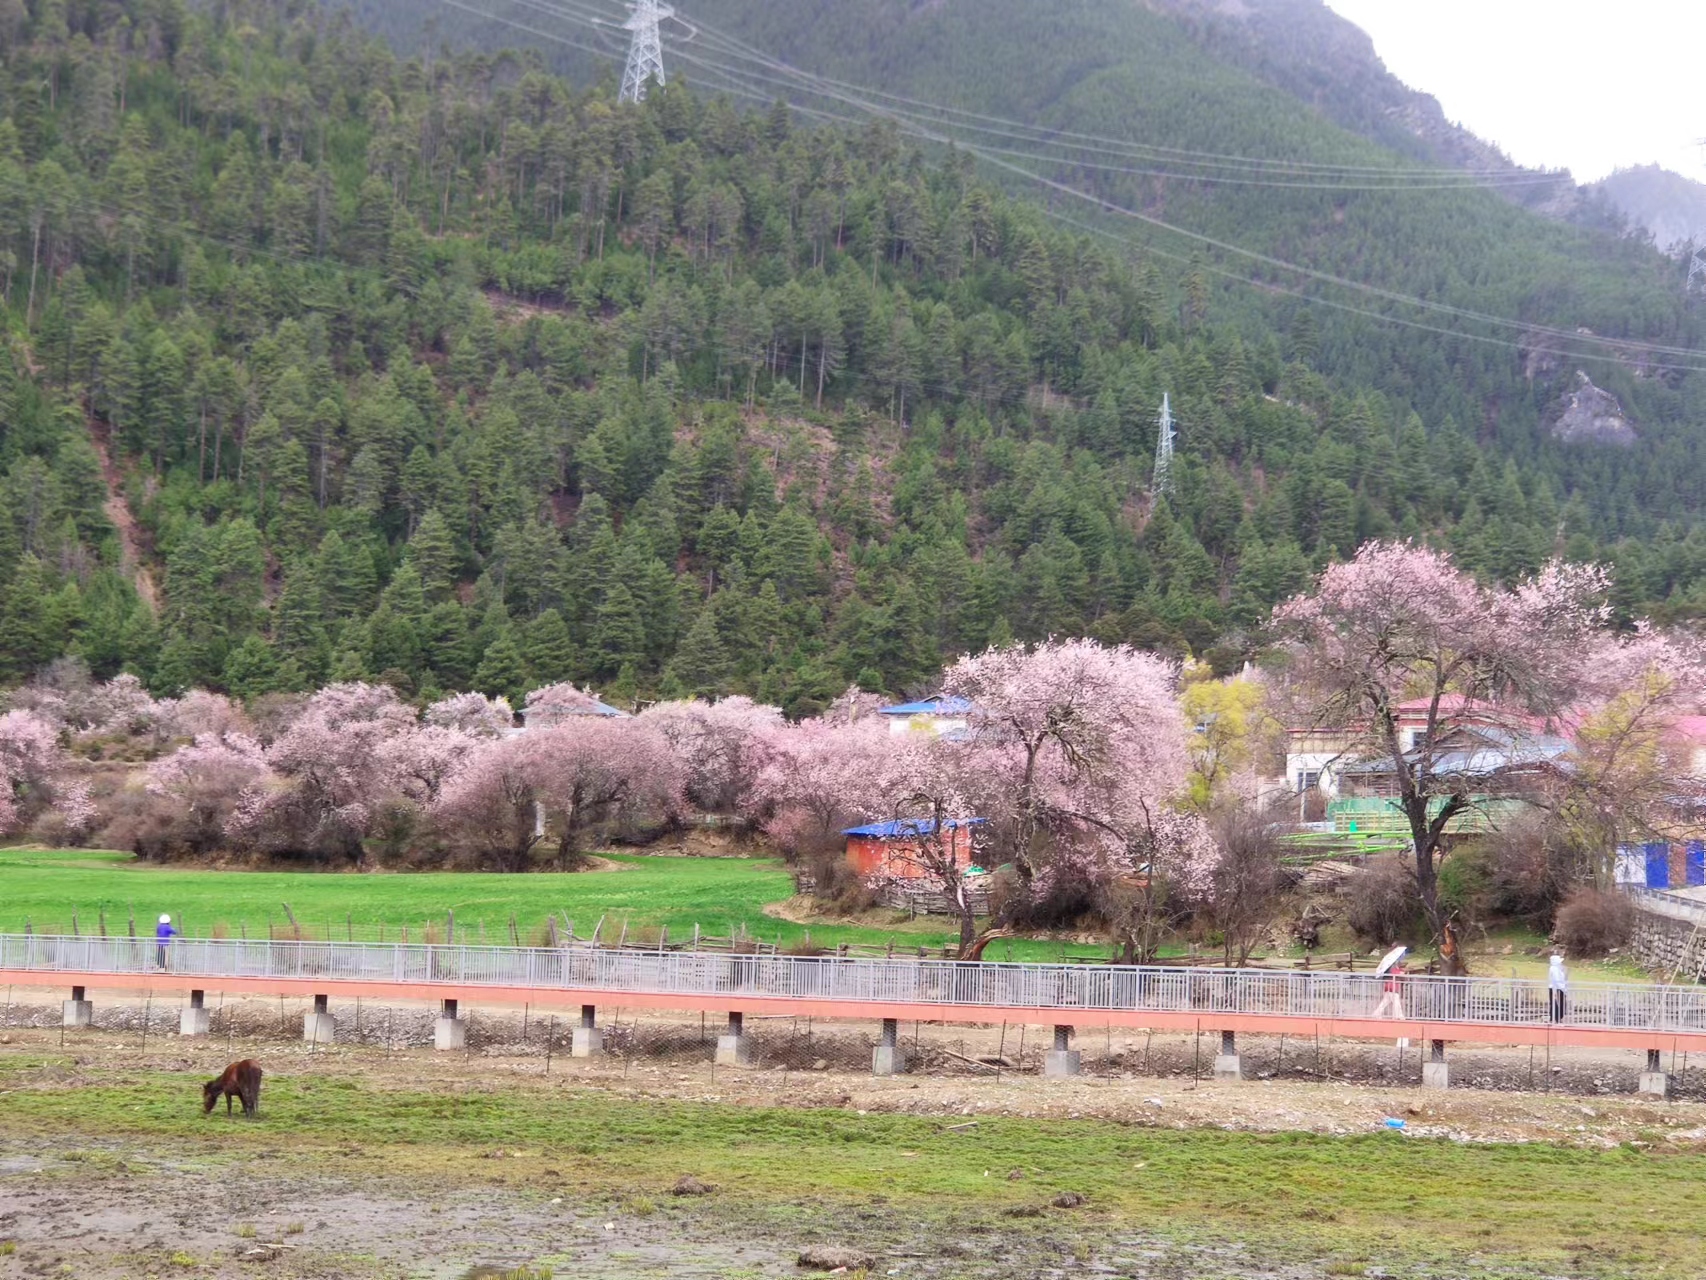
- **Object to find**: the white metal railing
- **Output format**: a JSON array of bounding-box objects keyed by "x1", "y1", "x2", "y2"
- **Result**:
[
  {"x1": 4, "y1": 933, "x2": 1706, "y2": 1034},
  {"x1": 1624, "y1": 885, "x2": 1706, "y2": 926}
]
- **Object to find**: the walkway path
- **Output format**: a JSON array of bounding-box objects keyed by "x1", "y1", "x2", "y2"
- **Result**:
[{"x1": 6, "y1": 933, "x2": 1706, "y2": 1057}]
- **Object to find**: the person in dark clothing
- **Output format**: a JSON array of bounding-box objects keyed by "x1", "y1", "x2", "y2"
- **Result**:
[{"x1": 156, "y1": 914, "x2": 178, "y2": 970}]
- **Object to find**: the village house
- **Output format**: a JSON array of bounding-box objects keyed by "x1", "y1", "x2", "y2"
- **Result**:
[
  {"x1": 1286, "y1": 696, "x2": 1550, "y2": 800},
  {"x1": 875, "y1": 696, "x2": 972, "y2": 738},
  {"x1": 1286, "y1": 696, "x2": 1569, "y2": 833},
  {"x1": 842, "y1": 817, "x2": 986, "y2": 880},
  {"x1": 518, "y1": 692, "x2": 628, "y2": 731},
  {"x1": 1614, "y1": 717, "x2": 1706, "y2": 890}
]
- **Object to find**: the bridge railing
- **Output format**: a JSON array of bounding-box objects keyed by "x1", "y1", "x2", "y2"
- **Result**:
[{"x1": 4, "y1": 933, "x2": 1706, "y2": 1034}]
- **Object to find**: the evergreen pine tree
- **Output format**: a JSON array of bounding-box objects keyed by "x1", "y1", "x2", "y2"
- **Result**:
[
  {"x1": 472, "y1": 631, "x2": 529, "y2": 703},
  {"x1": 524, "y1": 608, "x2": 577, "y2": 684},
  {"x1": 222, "y1": 633, "x2": 280, "y2": 699},
  {"x1": 664, "y1": 609, "x2": 731, "y2": 698},
  {"x1": 591, "y1": 584, "x2": 646, "y2": 679}
]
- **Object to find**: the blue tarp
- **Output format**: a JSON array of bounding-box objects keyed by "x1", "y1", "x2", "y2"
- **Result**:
[
  {"x1": 1645, "y1": 841, "x2": 1672, "y2": 889},
  {"x1": 842, "y1": 817, "x2": 987, "y2": 839}
]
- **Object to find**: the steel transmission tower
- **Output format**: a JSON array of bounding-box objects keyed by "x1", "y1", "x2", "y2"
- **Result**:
[
  {"x1": 1152, "y1": 393, "x2": 1176, "y2": 496},
  {"x1": 620, "y1": 0, "x2": 673, "y2": 105},
  {"x1": 1690, "y1": 251, "x2": 1706, "y2": 294}
]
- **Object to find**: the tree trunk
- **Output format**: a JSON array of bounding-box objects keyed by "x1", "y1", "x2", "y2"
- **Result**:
[
  {"x1": 25, "y1": 218, "x2": 41, "y2": 326},
  {"x1": 1404, "y1": 791, "x2": 1468, "y2": 975},
  {"x1": 951, "y1": 880, "x2": 976, "y2": 956}
]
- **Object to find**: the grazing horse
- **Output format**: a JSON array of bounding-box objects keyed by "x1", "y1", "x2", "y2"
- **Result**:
[{"x1": 202, "y1": 1060, "x2": 263, "y2": 1118}]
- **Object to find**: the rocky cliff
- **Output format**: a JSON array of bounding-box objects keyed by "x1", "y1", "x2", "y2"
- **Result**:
[{"x1": 1549, "y1": 372, "x2": 1638, "y2": 446}]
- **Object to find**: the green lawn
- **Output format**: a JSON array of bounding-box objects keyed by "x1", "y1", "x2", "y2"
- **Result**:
[
  {"x1": 0, "y1": 847, "x2": 1116, "y2": 961},
  {"x1": 2, "y1": 1053, "x2": 1702, "y2": 1277}
]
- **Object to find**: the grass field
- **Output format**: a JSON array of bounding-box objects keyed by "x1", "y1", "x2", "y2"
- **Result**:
[
  {"x1": 0, "y1": 846, "x2": 1659, "y2": 976},
  {"x1": 0, "y1": 1050, "x2": 1701, "y2": 1278},
  {"x1": 0, "y1": 846, "x2": 1120, "y2": 962}
]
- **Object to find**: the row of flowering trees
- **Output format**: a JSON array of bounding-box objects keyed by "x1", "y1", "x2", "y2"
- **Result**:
[
  {"x1": 7, "y1": 540, "x2": 1699, "y2": 965},
  {"x1": 1, "y1": 640, "x2": 1214, "y2": 958}
]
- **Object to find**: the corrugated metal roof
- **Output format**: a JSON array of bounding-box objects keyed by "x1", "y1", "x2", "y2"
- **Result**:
[
  {"x1": 842, "y1": 817, "x2": 987, "y2": 838},
  {"x1": 1340, "y1": 728, "x2": 1572, "y2": 778},
  {"x1": 876, "y1": 696, "x2": 973, "y2": 717}
]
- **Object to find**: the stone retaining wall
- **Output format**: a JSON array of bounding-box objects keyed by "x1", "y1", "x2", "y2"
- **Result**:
[{"x1": 1631, "y1": 908, "x2": 1706, "y2": 980}]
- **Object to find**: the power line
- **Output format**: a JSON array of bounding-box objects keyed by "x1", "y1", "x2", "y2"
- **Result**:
[
  {"x1": 438, "y1": 0, "x2": 1706, "y2": 371},
  {"x1": 646, "y1": 1, "x2": 1566, "y2": 182},
  {"x1": 633, "y1": 3, "x2": 1706, "y2": 364}
]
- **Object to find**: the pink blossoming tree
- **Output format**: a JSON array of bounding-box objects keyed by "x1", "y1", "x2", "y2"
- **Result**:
[
  {"x1": 640, "y1": 696, "x2": 783, "y2": 814},
  {"x1": 433, "y1": 734, "x2": 546, "y2": 872},
  {"x1": 1274, "y1": 542, "x2": 1609, "y2": 964},
  {"x1": 531, "y1": 720, "x2": 683, "y2": 869},
  {"x1": 747, "y1": 716, "x2": 894, "y2": 854},
  {"x1": 1556, "y1": 626, "x2": 1706, "y2": 886},
  {"x1": 145, "y1": 733, "x2": 272, "y2": 855},
  {"x1": 942, "y1": 638, "x2": 1206, "y2": 960},
  {"x1": 424, "y1": 692, "x2": 515, "y2": 737},
  {"x1": 232, "y1": 683, "x2": 417, "y2": 861},
  {"x1": 0, "y1": 708, "x2": 93, "y2": 841}
]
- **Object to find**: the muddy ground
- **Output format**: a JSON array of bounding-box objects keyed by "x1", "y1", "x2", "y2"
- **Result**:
[
  {"x1": 0, "y1": 1138, "x2": 1390, "y2": 1280},
  {"x1": 6, "y1": 993, "x2": 1706, "y2": 1278}
]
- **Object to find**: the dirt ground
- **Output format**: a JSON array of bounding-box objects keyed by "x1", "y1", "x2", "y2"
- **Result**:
[
  {"x1": 5, "y1": 987, "x2": 1706, "y2": 1136},
  {"x1": 6, "y1": 990, "x2": 1706, "y2": 1278}
]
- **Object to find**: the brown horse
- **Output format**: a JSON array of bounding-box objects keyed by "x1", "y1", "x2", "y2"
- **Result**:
[{"x1": 202, "y1": 1060, "x2": 263, "y2": 1118}]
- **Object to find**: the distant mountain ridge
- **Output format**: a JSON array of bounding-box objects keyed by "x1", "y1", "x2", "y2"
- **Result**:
[
  {"x1": 1142, "y1": 0, "x2": 1542, "y2": 176},
  {"x1": 1589, "y1": 164, "x2": 1706, "y2": 250}
]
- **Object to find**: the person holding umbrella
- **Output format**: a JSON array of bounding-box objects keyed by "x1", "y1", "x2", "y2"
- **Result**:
[
  {"x1": 155, "y1": 914, "x2": 178, "y2": 970},
  {"x1": 1373, "y1": 945, "x2": 1410, "y2": 1050}
]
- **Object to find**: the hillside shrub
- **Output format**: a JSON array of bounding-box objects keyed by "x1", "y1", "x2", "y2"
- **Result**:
[
  {"x1": 1344, "y1": 858, "x2": 1421, "y2": 947},
  {"x1": 1552, "y1": 888, "x2": 1634, "y2": 957}
]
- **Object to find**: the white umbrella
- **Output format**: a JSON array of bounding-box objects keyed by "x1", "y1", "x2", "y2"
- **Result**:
[{"x1": 1374, "y1": 945, "x2": 1408, "y2": 977}]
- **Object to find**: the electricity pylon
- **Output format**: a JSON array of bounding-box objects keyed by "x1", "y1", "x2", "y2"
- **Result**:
[
  {"x1": 620, "y1": 0, "x2": 673, "y2": 104},
  {"x1": 1690, "y1": 251, "x2": 1706, "y2": 294},
  {"x1": 1152, "y1": 393, "x2": 1176, "y2": 497}
]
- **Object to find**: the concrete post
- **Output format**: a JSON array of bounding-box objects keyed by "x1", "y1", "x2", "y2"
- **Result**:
[
  {"x1": 1213, "y1": 1029, "x2": 1243, "y2": 1081},
  {"x1": 434, "y1": 998, "x2": 467, "y2": 1051},
  {"x1": 571, "y1": 1003, "x2": 604, "y2": 1058},
  {"x1": 715, "y1": 1011, "x2": 751, "y2": 1067},
  {"x1": 1043, "y1": 1024, "x2": 1081, "y2": 1078},
  {"x1": 180, "y1": 988, "x2": 210, "y2": 1037},
  {"x1": 62, "y1": 985, "x2": 92, "y2": 1028},
  {"x1": 302, "y1": 992, "x2": 336, "y2": 1045},
  {"x1": 872, "y1": 1017, "x2": 907, "y2": 1076},
  {"x1": 1639, "y1": 1047, "x2": 1669, "y2": 1098},
  {"x1": 1422, "y1": 1038, "x2": 1449, "y2": 1090}
]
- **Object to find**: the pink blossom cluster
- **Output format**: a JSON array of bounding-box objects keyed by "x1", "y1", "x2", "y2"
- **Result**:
[{"x1": 0, "y1": 708, "x2": 92, "y2": 838}]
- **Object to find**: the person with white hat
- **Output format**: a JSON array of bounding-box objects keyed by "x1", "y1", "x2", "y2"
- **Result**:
[{"x1": 155, "y1": 913, "x2": 179, "y2": 971}]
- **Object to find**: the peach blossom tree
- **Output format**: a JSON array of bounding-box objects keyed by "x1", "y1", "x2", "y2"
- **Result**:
[{"x1": 1275, "y1": 542, "x2": 1609, "y2": 963}]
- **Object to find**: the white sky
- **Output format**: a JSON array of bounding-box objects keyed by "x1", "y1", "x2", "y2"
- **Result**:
[{"x1": 1324, "y1": 1, "x2": 1704, "y2": 182}]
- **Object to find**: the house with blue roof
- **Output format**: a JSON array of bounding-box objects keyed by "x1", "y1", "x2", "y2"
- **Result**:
[
  {"x1": 876, "y1": 695, "x2": 972, "y2": 738},
  {"x1": 843, "y1": 816, "x2": 986, "y2": 882}
]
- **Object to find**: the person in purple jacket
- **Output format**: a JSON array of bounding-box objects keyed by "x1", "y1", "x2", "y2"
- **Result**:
[{"x1": 155, "y1": 914, "x2": 179, "y2": 970}]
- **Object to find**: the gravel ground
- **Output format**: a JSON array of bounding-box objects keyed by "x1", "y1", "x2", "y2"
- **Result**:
[{"x1": 6, "y1": 995, "x2": 1706, "y2": 1278}]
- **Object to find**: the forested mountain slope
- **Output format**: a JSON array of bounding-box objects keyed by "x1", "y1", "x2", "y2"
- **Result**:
[
  {"x1": 364, "y1": 0, "x2": 1706, "y2": 525},
  {"x1": 3, "y1": 0, "x2": 1706, "y2": 719}
]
